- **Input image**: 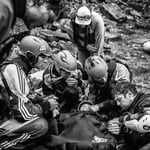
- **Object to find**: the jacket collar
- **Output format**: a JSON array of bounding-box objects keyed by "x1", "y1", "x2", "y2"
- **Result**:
[{"x1": 13, "y1": 55, "x2": 32, "y2": 75}]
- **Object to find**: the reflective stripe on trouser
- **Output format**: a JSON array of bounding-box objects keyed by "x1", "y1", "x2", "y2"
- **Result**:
[{"x1": 0, "y1": 117, "x2": 48, "y2": 149}]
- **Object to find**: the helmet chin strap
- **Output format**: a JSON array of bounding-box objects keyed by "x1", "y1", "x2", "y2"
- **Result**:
[{"x1": 55, "y1": 62, "x2": 61, "y2": 73}]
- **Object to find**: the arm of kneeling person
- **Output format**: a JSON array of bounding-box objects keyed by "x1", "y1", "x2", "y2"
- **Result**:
[{"x1": 123, "y1": 114, "x2": 150, "y2": 133}]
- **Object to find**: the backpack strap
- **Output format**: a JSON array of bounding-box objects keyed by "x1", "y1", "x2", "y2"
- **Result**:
[
  {"x1": 107, "y1": 60, "x2": 116, "y2": 82},
  {"x1": 115, "y1": 58, "x2": 133, "y2": 82},
  {"x1": 107, "y1": 58, "x2": 133, "y2": 83},
  {"x1": 0, "y1": 71, "x2": 12, "y2": 97}
]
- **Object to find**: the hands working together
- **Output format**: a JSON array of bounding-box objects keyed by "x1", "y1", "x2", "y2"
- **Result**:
[
  {"x1": 87, "y1": 44, "x2": 98, "y2": 54},
  {"x1": 78, "y1": 102, "x2": 121, "y2": 135},
  {"x1": 44, "y1": 95, "x2": 59, "y2": 117}
]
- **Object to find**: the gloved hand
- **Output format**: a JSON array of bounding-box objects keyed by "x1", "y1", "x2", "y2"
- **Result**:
[
  {"x1": 66, "y1": 77, "x2": 78, "y2": 86},
  {"x1": 52, "y1": 109, "x2": 59, "y2": 118},
  {"x1": 89, "y1": 104, "x2": 99, "y2": 112},
  {"x1": 87, "y1": 44, "x2": 98, "y2": 53},
  {"x1": 108, "y1": 118, "x2": 121, "y2": 135},
  {"x1": 45, "y1": 95, "x2": 59, "y2": 111}
]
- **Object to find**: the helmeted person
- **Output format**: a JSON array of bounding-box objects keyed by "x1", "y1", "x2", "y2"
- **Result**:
[
  {"x1": 0, "y1": 35, "x2": 59, "y2": 147},
  {"x1": 0, "y1": 0, "x2": 51, "y2": 64},
  {"x1": 107, "y1": 82, "x2": 150, "y2": 150},
  {"x1": 84, "y1": 56, "x2": 131, "y2": 111},
  {"x1": 67, "y1": 5, "x2": 105, "y2": 66},
  {"x1": 42, "y1": 50, "x2": 85, "y2": 113}
]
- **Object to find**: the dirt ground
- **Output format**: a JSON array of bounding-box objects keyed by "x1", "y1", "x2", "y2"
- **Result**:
[{"x1": 109, "y1": 26, "x2": 150, "y2": 93}]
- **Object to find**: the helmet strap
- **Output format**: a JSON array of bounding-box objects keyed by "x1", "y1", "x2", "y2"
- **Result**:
[{"x1": 54, "y1": 62, "x2": 61, "y2": 73}]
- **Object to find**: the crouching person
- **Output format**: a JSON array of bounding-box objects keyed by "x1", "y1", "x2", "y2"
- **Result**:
[
  {"x1": 0, "y1": 35, "x2": 59, "y2": 149},
  {"x1": 84, "y1": 56, "x2": 132, "y2": 105},
  {"x1": 108, "y1": 82, "x2": 150, "y2": 150},
  {"x1": 42, "y1": 50, "x2": 85, "y2": 113}
]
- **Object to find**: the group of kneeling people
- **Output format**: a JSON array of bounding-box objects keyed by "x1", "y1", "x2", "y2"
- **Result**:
[{"x1": 0, "y1": 35, "x2": 150, "y2": 150}]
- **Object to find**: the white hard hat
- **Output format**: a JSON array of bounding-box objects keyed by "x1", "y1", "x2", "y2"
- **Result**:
[{"x1": 75, "y1": 6, "x2": 92, "y2": 26}]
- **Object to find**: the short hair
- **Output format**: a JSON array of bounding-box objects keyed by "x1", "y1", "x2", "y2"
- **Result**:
[{"x1": 112, "y1": 82, "x2": 137, "y2": 96}]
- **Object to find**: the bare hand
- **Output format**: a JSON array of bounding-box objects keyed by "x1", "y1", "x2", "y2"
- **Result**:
[
  {"x1": 87, "y1": 44, "x2": 98, "y2": 53},
  {"x1": 47, "y1": 96, "x2": 59, "y2": 111},
  {"x1": 108, "y1": 118, "x2": 121, "y2": 135}
]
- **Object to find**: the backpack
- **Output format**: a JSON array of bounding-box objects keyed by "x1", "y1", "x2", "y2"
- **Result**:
[{"x1": 107, "y1": 58, "x2": 133, "y2": 83}]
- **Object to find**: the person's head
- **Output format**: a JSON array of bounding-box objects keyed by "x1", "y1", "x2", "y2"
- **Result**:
[
  {"x1": 113, "y1": 82, "x2": 137, "y2": 110},
  {"x1": 85, "y1": 56, "x2": 108, "y2": 87},
  {"x1": 75, "y1": 5, "x2": 92, "y2": 29},
  {"x1": 19, "y1": 35, "x2": 51, "y2": 67},
  {"x1": 54, "y1": 50, "x2": 77, "y2": 78},
  {"x1": 23, "y1": 0, "x2": 51, "y2": 29}
]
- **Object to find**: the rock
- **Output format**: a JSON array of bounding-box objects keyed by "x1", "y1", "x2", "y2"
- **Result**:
[
  {"x1": 100, "y1": 3, "x2": 127, "y2": 22},
  {"x1": 135, "y1": 22, "x2": 150, "y2": 30},
  {"x1": 105, "y1": 32, "x2": 122, "y2": 41},
  {"x1": 104, "y1": 18, "x2": 117, "y2": 28},
  {"x1": 39, "y1": 29, "x2": 71, "y2": 41},
  {"x1": 129, "y1": 9, "x2": 141, "y2": 18},
  {"x1": 131, "y1": 38, "x2": 149, "y2": 45},
  {"x1": 143, "y1": 41, "x2": 150, "y2": 53}
]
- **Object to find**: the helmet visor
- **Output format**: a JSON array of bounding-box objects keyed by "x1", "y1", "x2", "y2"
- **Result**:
[{"x1": 75, "y1": 15, "x2": 91, "y2": 25}]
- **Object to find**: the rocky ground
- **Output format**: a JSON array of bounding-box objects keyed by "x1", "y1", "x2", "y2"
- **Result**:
[
  {"x1": 12, "y1": 0, "x2": 150, "y2": 93},
  {"x1": 108, "y1": 27, "x2": 150, "y2": 93}
]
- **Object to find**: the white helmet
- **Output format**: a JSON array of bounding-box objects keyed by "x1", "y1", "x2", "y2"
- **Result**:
[
  {"x1": 137, "y1": 115, "x2": 150, "y2": 133},
  {"x1": 85, "y1": 56, "x2": 108, "y2": 80},
  {"x1": 20, "y1": 35, "x2": 51, "y2": 57},
  {"x1": 75, "y1": 6, "x2": 92, "y2": 26},
  {"x1": 55, "y1": 50, "x2": 77, "y2": 72}
]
